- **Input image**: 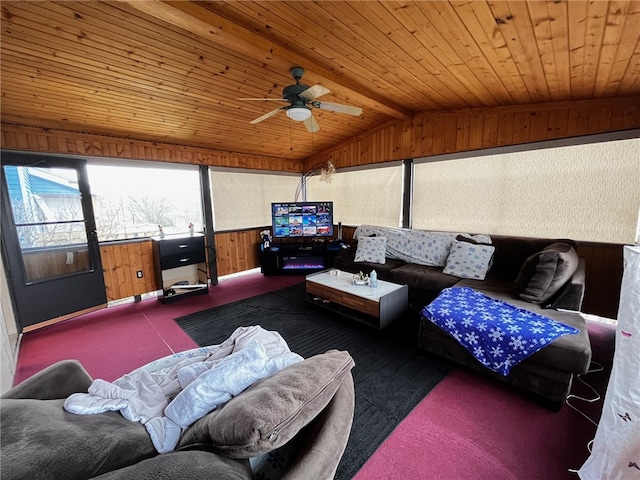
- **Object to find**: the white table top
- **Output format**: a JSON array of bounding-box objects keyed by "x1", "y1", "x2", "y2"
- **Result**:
[{"x1": 306, "y1": 269, "x2": 405, "y2": 301}]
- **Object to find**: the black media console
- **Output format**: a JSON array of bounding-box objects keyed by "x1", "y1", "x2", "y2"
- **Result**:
[{"x1": 260, "y1": 241, "x2": 342, "y2": 276}]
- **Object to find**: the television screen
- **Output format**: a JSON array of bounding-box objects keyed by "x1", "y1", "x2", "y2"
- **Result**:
[{"x1": 271, "y1": 201, "x2": 334, "y2": 238}]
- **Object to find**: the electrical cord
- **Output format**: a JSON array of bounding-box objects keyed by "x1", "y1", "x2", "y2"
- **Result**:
[
  {"x1": 565, "y1": 360, "x2": 604, "y2": 428},
  {"x1": 566, "y1": 360, "x2": 604, "y2": 475}
]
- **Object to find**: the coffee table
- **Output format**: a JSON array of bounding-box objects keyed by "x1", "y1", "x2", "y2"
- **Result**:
[{"x1": 305, "y1": 269, "x2": 408, "y2": 329}]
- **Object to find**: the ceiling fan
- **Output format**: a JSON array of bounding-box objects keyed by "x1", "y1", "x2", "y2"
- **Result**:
[{"x1": 239, "y1": 67, "x2": 363, "y2": 133}]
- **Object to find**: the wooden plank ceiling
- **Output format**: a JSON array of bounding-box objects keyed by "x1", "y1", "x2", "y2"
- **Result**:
[{"x1": 1, "y1": 1, "x2": 639, "y2": 162}]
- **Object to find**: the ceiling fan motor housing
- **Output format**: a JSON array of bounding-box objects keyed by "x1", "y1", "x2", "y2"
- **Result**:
[{"x1": 283, "y1": 84, "x2": 310, "y2": 102}]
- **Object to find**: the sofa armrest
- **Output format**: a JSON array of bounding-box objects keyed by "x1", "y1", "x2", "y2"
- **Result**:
[
  {"x1": 1, "y1": 359, "x2": 93, "y2": 400},
  {"x1": 547, "y1": 257, "x2": 586, "y2": 311},
  {"x1": 281, "y1": 371, "x2": 355, "y2": 480}
]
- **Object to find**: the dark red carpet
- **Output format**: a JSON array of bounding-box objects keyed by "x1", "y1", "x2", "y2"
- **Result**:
[
  {"x1": 13, "y1": 271, "x2": 616, "y2": 479},
  {"x1": 13, "y1": 272, "x2": 303, "y2": 384},
  {"x1": 355, "y1": 316, "x2": 616, "y2": 479}
]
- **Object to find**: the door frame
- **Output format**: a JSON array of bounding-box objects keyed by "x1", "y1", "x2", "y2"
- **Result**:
[{"x1": 1, "y1": 151, "x2": 107, "y2": 331}]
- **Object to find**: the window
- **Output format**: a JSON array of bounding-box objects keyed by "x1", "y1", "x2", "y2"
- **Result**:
[
  {"x1": 210, "y1": 169, "x2": 300, "y2": 231},
  {"x1": 412, "y1": 137, "x2": 640, "y2": 243},
  {"x1": 87, "y1": 162, "x2": 203, "y2": 241},
  {"x1": 307, "y1": 163, "x2": 403, "y2": 228}
]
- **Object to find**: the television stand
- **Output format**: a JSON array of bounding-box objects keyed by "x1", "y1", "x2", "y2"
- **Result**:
[{"x1": 260, "y1": 242, "x2": 340, "y2": 276}]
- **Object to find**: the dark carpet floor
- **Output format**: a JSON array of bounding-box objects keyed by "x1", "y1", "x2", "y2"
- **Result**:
[{"x1": 175, "y1": 283, "x2": 451, "y2": 479}]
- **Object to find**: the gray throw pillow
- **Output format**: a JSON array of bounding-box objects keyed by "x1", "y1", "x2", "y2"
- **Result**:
[
  {"x1": 178, "y1": 350, "x2": 355, "y2": 458},
  {"x1": 515, "y1": 242, "x2": 580, "y2": 304}
]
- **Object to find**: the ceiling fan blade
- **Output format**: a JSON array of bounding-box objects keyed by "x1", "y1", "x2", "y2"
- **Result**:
[
  {"x1": 303, "y1": 114, "x2": 320, "y2": 133},
  {"x1": 250, "y1": 107, "x2": 285, "y2": 124},
  {"x1": 238, "y1": 98, "x2": 287, "y2": 102},
  {"x1": 299, "y1": 84, "x2": 330, "y2": 102},
  {"x1": 315, "y1": 101, "x2": 362, "y2": 116}
]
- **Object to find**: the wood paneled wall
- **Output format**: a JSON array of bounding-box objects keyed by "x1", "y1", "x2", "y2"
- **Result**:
[
  {"x1": 99, "y1": 230, "x2": 265, "y2": 302},
  {"x1": 0, "y1": 124, "x2": 303, "y2": 174},
  {"x1": 22, "y1": 248, "x2": 90, "y2": 283},
  {"x1": 214, "y1": 228, "x2": 263, "y2": 276},
  {"x1": 100, "y1": 240, "x2": 156, "y2": 302},
  {"x1": 306, "y1": 97, "x2": 640, "y2": 169},
  {"x1": 578, "y1": 242, "x2": 625, "y2": 319}
]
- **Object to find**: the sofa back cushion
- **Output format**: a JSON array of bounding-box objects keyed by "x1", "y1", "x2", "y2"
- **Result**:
[
  {"x1": 178, "y1": 350, "x2": 355, "y2": 458},
  {"x1": 488, "y1": 235, "x2": 578, "y2": 280}
]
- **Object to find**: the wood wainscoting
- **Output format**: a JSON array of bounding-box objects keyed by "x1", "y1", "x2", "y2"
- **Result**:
[
  {"x1": 214, "y1": 228, "x2": 263, "y2": 277},
  {"x1": 99, "y1": 228, "x2": 265, "y2": 302},
  {"x1": 98, "y1": 227, "x2": 622, "y2": 319},
  {"x1": 100, "y1": 240, "x2": 157, "y2": 302}
]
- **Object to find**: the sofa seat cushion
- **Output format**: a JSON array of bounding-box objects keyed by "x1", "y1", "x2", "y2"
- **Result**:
[
  {"x1": 419, "y1": 320, "x2": 575, "y2": 408},
  {"x1": 388, "y1": 263, "x2": 460, "y2": 294},
  {"x1": 423, "y1": 286, "x2": 591, "y2": 375},
  {"x1": 333, "y1": 257, "x2": 405, "y2": 281},
  {"x1": 92, "y1": 451, "x2": 252, "y2": 480},
  {"x1": 0, "y1": 398, "x2": 156, "y2": 480}
]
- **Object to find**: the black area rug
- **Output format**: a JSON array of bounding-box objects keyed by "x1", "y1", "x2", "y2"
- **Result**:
[{"x1": 175, "y1": 283, "x2": 451, "y2": 479}]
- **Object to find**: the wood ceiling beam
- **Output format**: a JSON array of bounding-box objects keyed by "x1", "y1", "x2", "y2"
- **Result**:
[{"x1": 123, "y1": 0, "x2": 412, "y2": 120}]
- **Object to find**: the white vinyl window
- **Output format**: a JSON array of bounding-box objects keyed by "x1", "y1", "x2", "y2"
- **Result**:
[
  {"x1": 306, "y1": 163, "x2": 403, "y2": 228},
  {"x1": 412, "y1": 137, "x2": 640, "y2": 244},
  {"x1": 210, "y1": 169, "x2": 300, "y2": 231},
  {"x1": 87, "y1": 162, "x2": 203, "y2": 241}
]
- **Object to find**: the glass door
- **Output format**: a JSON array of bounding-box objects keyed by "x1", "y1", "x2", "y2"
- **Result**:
[{"x1": 1, "y1": 152, "x2": 106, "y2": 330}]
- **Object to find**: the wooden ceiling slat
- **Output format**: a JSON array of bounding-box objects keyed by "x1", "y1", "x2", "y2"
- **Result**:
[
  {"x1": 125, "y1": 0, "x2": 412, "y2": 119},
  {"x1": 489, "y1": 1, "x2": 551, "y2": 102},
  {"x1": 526, "y1": 1, "x2": 565, "y2": 102},
  {"x1": 1, "y1": 50, "x2": 296, "y2": 125},
  {"x1": 616, "y1": 40, "x2": 640, "y2": 95},
  {"x1": 545, "y1": 0, "x2": 572, "y2": 100},
  {"x1": 255, "y1": 1, "x2": 449, "y2": 110},
  {"x1": 568, "y1": 1, "x2": 590, "y2": 98},
  {"x1": 1, "y1": 74, "x2": 356, "y2": 158},
  {"x1": 6, "y1": 3, "x2": 258, "y2": 104},
  {"x1": 40, "y1": 1, "x2": 298, "y2": 100},
  {"x1": 582, "y1": 1, "x2": 612, "y2": 97},
  {"x1": 603, "y1": 1, "x2": 640, "y2": 97},
  {"x1": 208, "y1": 1, "x2": 436, "y2": 110},
  {"x1": 413, "y1": 1, "x2": 512, "y2": 105},
  {"x1": 450, "y1": 1, "x2": 530, "y2": 104},
  {"x1": 593, "y1": 1, "x2": 630, "y2": 97},
  {"x1": 379, "y1": 1, "x2": 500, "y2": 106},
  {"x1": 1, "y1": 0, "x2": 638, "y2": 162},
  {"x1": 5, "y1": 12, "x2": 382, "y2": 139},
  {"x1": 364, "y1": 1, "x2": 483, "y2": 108},
  {"x1": 321, "y1": 1, "x2": 461, "y2": 109}
]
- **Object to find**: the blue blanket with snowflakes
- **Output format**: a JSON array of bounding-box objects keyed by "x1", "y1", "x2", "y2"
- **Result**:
[{"x1": 421, "y1": 287, "x2": 579, "y2": 376}]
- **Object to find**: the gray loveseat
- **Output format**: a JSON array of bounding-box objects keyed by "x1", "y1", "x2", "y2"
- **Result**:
[
  {"x1": 333, "y1": 225, "x2": 591, "y2": 410},
  {"x1": 1, "y1": 351, "x2": 355, "y2": 480}
]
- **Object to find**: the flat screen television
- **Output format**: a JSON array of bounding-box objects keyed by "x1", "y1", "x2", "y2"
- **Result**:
[{"x1": 271, "y1": 201, "x2": 334, "y2": 238}]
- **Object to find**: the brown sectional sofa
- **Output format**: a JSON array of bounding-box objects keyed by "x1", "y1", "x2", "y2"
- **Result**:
[
  {"x1": 333, "y1": 227, "x2": 592, "y2": 410},
  {"x1": 1, "y1": 352, "x2": 355, "y2": 479}
]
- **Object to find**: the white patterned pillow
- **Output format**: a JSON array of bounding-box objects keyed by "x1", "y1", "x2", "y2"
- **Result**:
[
  {"x1": 443, "y1": 240, "x2": 495, "y2": 280},
  {"x1": 354, "y1": 236, "x2": 387, "y2": 264}
]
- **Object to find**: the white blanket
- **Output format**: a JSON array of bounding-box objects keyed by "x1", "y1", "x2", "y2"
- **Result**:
[{"x1": 64, "y1": 326, "x2": 303, "y2": 453}]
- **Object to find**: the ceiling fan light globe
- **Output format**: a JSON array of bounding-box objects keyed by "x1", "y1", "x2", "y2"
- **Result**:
[{"x1": 286, "y1": 107, "x2": 312, "y2": 121}]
